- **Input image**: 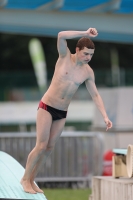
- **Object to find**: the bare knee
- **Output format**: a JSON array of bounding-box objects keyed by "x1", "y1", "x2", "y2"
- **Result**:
[
  {"x1": 35, "y1": 142, "x2": 48, "y2": 155},
  {"x1": 46, "y1": 145, "x2": 54, "y2": 154}
]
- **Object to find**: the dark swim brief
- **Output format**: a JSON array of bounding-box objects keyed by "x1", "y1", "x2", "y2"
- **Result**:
[{"x1": 38, "y1": 101, "x2": 67, "y2": 121}]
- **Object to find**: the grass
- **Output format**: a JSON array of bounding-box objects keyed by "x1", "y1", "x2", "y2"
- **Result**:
[{"x1": 43, "y1": 188, "x2": 92, "y2": 200}]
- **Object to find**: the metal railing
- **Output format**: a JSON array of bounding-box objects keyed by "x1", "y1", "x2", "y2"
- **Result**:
[{"x1": 0, "y1": 131, "x2": 104, "y2": 183}]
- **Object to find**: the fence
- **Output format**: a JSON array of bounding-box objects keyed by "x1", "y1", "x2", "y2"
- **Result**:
[{"x1": 0, "y1": 131, "x2": 104, "y2": 183}]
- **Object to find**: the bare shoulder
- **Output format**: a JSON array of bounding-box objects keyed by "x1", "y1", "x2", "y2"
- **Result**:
[
  {"x1": 55, "y1": 48, "x2": 72, "y2": 68},
  {"x1": 86, "y1": 64, "x2": 94, "y2": 80}
]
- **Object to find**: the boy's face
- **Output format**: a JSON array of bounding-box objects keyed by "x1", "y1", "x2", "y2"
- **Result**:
[{"x1": 76, "y1": 47, "x2": 94, "y2": 64}]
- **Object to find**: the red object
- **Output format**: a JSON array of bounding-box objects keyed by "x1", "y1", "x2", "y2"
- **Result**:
[{"x1": 102, "y1": 150, "x2": 114, "y2": 176}]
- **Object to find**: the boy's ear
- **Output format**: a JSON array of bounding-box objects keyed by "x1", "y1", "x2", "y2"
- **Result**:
[{"x1": 76, "y1": 47, "x2": 79, "y2": 52}]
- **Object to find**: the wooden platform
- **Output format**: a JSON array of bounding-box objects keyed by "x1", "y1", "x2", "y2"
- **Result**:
[{"x1": 89, "y1": 176, "x2": 133, "y2": 200}]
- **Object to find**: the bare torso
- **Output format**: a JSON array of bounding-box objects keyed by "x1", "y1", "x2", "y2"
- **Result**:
[{"x1": 42, "y1": 50, "x2": 92, "y2": 110}]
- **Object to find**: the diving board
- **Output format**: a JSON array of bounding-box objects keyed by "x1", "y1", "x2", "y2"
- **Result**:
[
  {"x1": 0, "y1": 151, "x2": 47, "y2": 199},
  {"x1": 112, "y1": 145, "x2": 133, "y2": 178},
  {"x1": 113, "y1": 148, "x2": 127, "y2": 155}
]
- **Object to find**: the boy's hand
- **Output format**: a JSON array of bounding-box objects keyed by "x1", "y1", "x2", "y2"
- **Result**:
[
  {"x1": 104, "y1": 117, "x2": 113, "y2": 131},
  {"x1": 87, "y1": 28, "x2": 98, "y2": 37}
]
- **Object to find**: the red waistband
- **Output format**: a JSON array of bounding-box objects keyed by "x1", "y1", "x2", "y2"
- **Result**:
[{"x1": 39, "y1": 101, "x2": 47, "y2": 110}]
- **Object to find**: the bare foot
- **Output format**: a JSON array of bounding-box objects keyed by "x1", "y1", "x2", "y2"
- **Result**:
[
  {"x1": 31, "y1": 181, "x2": 44, "y2": 193},
  {"x1": 20, "y1": 179, "x2": 37, "y2": 194}
]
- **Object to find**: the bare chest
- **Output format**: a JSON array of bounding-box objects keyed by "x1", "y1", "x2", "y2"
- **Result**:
[{"x1": 56, "y1": 65, "x2": 88, "y2": 87}]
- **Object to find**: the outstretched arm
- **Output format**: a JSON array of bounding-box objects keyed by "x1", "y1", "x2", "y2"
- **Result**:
[
  {"x1": 57, "y1": 28, "x2": 98, "y2": 57},
  {"x1": 85, "y1": 70, "x2": 112, "y2": 131}
]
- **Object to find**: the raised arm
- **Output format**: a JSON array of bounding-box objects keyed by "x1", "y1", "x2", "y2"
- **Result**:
[
  {"x1": 85, "y1": 70, "x2": 112, "y2": 131},
  {"x1": 57, "y1": 28, "x2": 98, "y2": 57}
]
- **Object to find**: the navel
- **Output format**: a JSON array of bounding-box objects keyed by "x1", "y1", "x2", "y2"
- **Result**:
[{"x1": 66, "y1": 72, "x2": 68, "y2": 74}]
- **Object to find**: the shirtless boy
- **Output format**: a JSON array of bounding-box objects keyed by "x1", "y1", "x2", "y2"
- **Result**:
[{"x1": 21, "y1": 28, "x2": 112, "y2": 194}]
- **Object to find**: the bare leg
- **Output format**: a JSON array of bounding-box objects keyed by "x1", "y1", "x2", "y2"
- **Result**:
[
  {"x1": 30, "y1": 118, "x2": 66, "y2": 192},
  {"x1": 30, "y1": 152, "x2": 50, "y2": 193},
  {"x1": 21, "y1": 109, "x2": 52, "y2": 193}
]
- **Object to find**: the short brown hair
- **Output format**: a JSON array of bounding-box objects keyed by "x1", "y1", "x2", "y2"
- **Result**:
[{"x1": 76, "y1": 37, "x2": 95, "y2": 50}]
